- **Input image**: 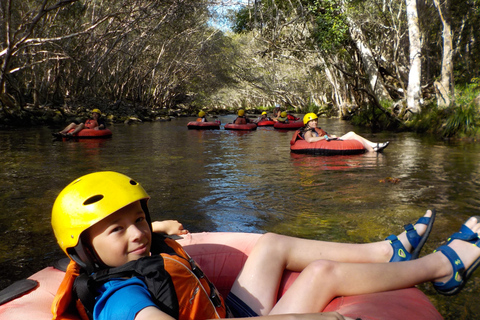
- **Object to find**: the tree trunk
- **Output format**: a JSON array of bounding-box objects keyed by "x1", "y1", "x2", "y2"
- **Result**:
[
  {"x1": 406, "y1": 0, "x2": 422, "y2": 114},
  {"x1": 433, "y1": 0, "x2": 454, "y2": 108},
  {"x1": 345, "y1": 16, "x2": 392, "y2": 102}
]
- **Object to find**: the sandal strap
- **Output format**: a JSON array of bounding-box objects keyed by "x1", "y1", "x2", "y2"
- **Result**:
[
  {"x1": 404, "y1": 216, "x2": 430, "y2": 248},
  {"x1": 433, "y1": 245, "x2": 465, "y2": 291},
  {"x1": 386, "y1": 234, "x2": 411, "y2": 262},
  {"x1": 447, "y1": 226, "x2": 480, "y2": 245}
]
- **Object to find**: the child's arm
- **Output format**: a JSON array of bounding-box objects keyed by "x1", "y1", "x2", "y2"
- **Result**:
[{"x1": 152, "y1": 220, "x2": 189, "y2": 236}]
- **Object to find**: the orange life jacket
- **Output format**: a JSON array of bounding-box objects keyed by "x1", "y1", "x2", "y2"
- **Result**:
[
  {"x1": 290, "y1": 128, "x2": 328, "y2": 145},
  {"x1": 84, "y1": 119, "x2": 98, "y2": 129},
  {"x1": 52, "y1": 235, "x2": 228, "y2": 320}
]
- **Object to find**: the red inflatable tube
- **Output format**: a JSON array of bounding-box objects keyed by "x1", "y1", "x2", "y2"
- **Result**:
[
  {"x1": 187, "y1": 121, "x2": 221, "y2": 130},
  {"x1": 257, "y1": 120, "x2": 275, "y2": 127},
  {"x1": 224, "y1": 123, "x2": 257, "y2": 131},
  {"x1": 274, "y1": 120, "x2": 304, "y2": 130},
  {"x1": 290, "y1": 130, "x2": 366, "y2": 155},
  {"x1": 67, "y1": 128, "x2": 112, "y2": 138},
  {"x1": 0, "y1": 232, "x2": 442, "y2": 320}
]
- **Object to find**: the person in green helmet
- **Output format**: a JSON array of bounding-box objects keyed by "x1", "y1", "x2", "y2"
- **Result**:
[
  {"x1": 50, "y1": 171, "x2": 480, "y2": 320},
  {"x1": 302, "y1": 113, "x2": 390, "y2": 152}
]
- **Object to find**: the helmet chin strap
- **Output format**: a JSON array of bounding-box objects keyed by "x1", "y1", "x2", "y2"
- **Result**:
[{"x1": 69, "y1": 237, "x2": 106, "y2": 274}]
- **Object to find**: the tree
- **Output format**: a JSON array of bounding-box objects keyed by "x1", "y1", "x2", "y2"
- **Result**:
[
  {"x1": 433, "y1": 0, "x2": 454, "y2": 107},
  {"x1": 405, "y1": 0, "x2": 422, "y2": 114}
]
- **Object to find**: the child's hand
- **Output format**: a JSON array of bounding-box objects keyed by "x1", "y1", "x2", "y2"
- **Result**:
[{"x1": 152, "y1": 220, "x2": 189, "y2": 236}]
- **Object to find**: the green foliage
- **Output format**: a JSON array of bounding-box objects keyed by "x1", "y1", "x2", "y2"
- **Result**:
[
  {"x1": 230, "y1": 6, "x2": 252, "y2": 34},
  {"x1": 407, "y1": 84, "x2": 480, "y2": 138},
  {"x1": 442, "y1": 104, "x2": 478, "y2": 137},
  {"x1": 308, "y1": 0, "x2": 349, "y2": 52},
  {"x1": 349, "y1": 101, "x2": 397, "y2": 130},
  {"x1": 406, "y1": 104, "x2": 444, "y2": 134},
  {"x1": 301, "y1": 102, "x2": 320, "y2": 114},
  {"x1": 442, "y1": 84, "x2": 480, "y2": 137}
]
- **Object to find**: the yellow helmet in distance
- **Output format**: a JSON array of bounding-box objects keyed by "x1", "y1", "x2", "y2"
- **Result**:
[
  {"x1": 238, "y1": 109, "x2": 245, "y2": 116},
  {"x1": 303, "y1": 113, "x2": 318, "y2": 125},
  {"x1": 92, "y1": 108, "x2": 101, "y2": 115},
  {"x1": 280, "y1": 111, "x2": 287, "y2": 118},
  {"x1": 198, "y1": 111, "x2": 206, "y2": 117},
  {"x1": 51, "y1": 171, "x2": 150, "y2": 270},
  {"x1": 262, "y1": 111, "x2": 267, "y2": 115}
]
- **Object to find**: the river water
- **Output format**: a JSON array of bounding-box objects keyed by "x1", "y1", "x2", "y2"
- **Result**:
[{"x1": 1, "y1": 115, "x2": 480, "y2": 319}]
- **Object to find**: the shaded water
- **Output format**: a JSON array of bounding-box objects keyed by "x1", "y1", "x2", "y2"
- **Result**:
[{"x1": 1, "y1": 115, "x2": 480, "y2": 319}]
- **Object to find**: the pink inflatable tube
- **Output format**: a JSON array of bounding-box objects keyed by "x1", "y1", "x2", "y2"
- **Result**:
[
  {"x1": 187, "y1": 121, "x2": 221, "y2": 130},
  {"x1": 0, "y1": 232, "x2": 442, "y2": 320},
  {"x1": 224, "y1": 123, "x2": 257, "y2": 131}
]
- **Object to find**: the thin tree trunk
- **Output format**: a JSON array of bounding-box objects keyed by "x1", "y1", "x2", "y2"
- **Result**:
[
  {"x1": 406, "y1": 0, "x2": 422, "y2": 114},
  {"x1": 345, "y1": 16, "x2": 392, "y2": 102},
  {"x1": 433, "y1": 0, "x2": 454, "y2": 108}
]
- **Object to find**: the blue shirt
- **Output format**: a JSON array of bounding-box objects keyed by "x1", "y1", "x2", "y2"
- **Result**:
[{"x1": 93, "y1": 277, "x2": 157, "y2": 320}]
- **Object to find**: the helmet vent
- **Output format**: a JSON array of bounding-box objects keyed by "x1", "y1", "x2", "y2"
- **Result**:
[
  {"x1": 129, "y1": 179, "x2": 138, "y2": 186},
  {"x1": 83, "y1": 195, "x2": 104, "y2": 205}
]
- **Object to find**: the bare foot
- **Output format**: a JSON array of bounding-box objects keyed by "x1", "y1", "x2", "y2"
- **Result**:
[{"x1": 433, "y1": 216, "x2": 480, "y2": 286}]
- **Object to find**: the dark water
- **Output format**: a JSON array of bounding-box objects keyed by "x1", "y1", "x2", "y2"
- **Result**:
[{"x1": 1, "y1": 115, "x2": 480, "y2": 319}]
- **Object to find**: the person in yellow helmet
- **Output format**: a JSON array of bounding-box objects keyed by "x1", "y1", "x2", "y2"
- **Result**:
[
  {"x1": 233, "y1": 109, "x2": 251, "y2": 124},
  {"x1": 54, "y1": 108, "x2": 106, "y2": 138},
  {"x1": 197, "y1": 110, "x2": 207, "y2": 122},
  {"x1": 254, "y1": 111, "x2": 272, "y2": 123},
  {"x1": 49, "y1": 171, "x2": 480, "y2": 320},
  {"x1": 302, "y1": 113, "x2": 390, "y2": 152},
  {"x1": 277, "y1": 111, "x2": 289, "y2": 123}
]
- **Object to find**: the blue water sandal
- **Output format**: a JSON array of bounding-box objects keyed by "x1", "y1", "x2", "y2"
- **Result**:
[
  {"x1": 433, "y1": 219, "x2": 480, "y2": 296},
  {"x1": 387, "y1": 209, "x2": 436, "y2": 262}
]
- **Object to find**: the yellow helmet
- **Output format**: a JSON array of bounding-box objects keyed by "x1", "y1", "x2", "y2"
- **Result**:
[
  {"x1": 51, "y1": 171, "x2": 150, "y2": 269},
  {"x1": 198, "y1": 111, "x2": 206, "y2": 117},
  {"x1": 92, "y1": 108, "x2": 101, "y2": 115},
  {"x1": 280, "y1": 111, "x2": 287, "y2": 118},
  {"x1": 262, "y1": 111, "x2": 267, "y2": 115},
  {"x1": 238, "y1": 109, "x2": 245, "y2": 116},
  {"x1": 303, "y1": 113, "x2": 318, "y2": 125}
]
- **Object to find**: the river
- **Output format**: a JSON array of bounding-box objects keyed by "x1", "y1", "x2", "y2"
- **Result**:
[{"x1": 1, "y1": 115, "x2": 480, "y2": 319}]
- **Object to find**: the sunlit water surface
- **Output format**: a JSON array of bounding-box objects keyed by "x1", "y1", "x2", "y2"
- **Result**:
[{"x1": 1, "y1": 115, "x2": 480, "y2": 319}]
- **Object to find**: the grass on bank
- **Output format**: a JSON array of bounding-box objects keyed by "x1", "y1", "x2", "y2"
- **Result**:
[{"x1": 408, "y1": 84, "x2": 480, "y2": 139}]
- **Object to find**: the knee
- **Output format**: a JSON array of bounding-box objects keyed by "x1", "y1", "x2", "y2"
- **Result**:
[
  {"x1": 304, "y1": 260, "x2": 338, "y2": 280},
  {"x1": 254, "y1": 233, "x2": 286, "y2": 255}
]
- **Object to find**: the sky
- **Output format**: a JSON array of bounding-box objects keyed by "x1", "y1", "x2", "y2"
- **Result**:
[{"x1": 209, "y1": 0, "x2": 249, "y2": 32}]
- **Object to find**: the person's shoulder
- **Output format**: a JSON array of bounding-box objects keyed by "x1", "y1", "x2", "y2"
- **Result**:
[{"x1": 95, "y1": 277, "x2": 156, "y2": 320}]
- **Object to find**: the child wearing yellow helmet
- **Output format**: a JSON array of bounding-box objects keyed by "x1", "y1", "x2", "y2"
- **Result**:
[
  {"x1": 197, "y1": 111, "x2": 207, "y2": 122},
  {"x1": 277, "y1": 111, "x2": 289, "y2": 123},
  {"x1": 302, "y1": 113, "x2": 390, "y2": 152},
  {"x1": 233, "y1": 109, "x2": 251, "y2": 124},
  {"x1": 254, "y1": 111, "x2": 272, "y2": 123},
  {"x1": 50, "y1": 171, "x2": 480, "y2": 320}
]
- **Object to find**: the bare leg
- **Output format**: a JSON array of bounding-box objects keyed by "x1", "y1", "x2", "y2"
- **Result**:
[
  {"x1": 271, "y1": 216, "x2": 480, "y2": 314},
  {"x1": 59, "y1": 122, "x2": 78, "y2": 134},
  {"x1": 230, "y1": 211, "x2": 433, "y2": 315},
  {"x1": 339, "y1": 132, "x2": 382, "y2": 152},
  {"x1": 70, "y1": 123, "x2": 85, "y2": 135}
]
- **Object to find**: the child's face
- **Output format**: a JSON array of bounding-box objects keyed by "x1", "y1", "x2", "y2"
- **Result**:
[{"x1": 87, "y1": 200, "x2": 152, "y2": 267}]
